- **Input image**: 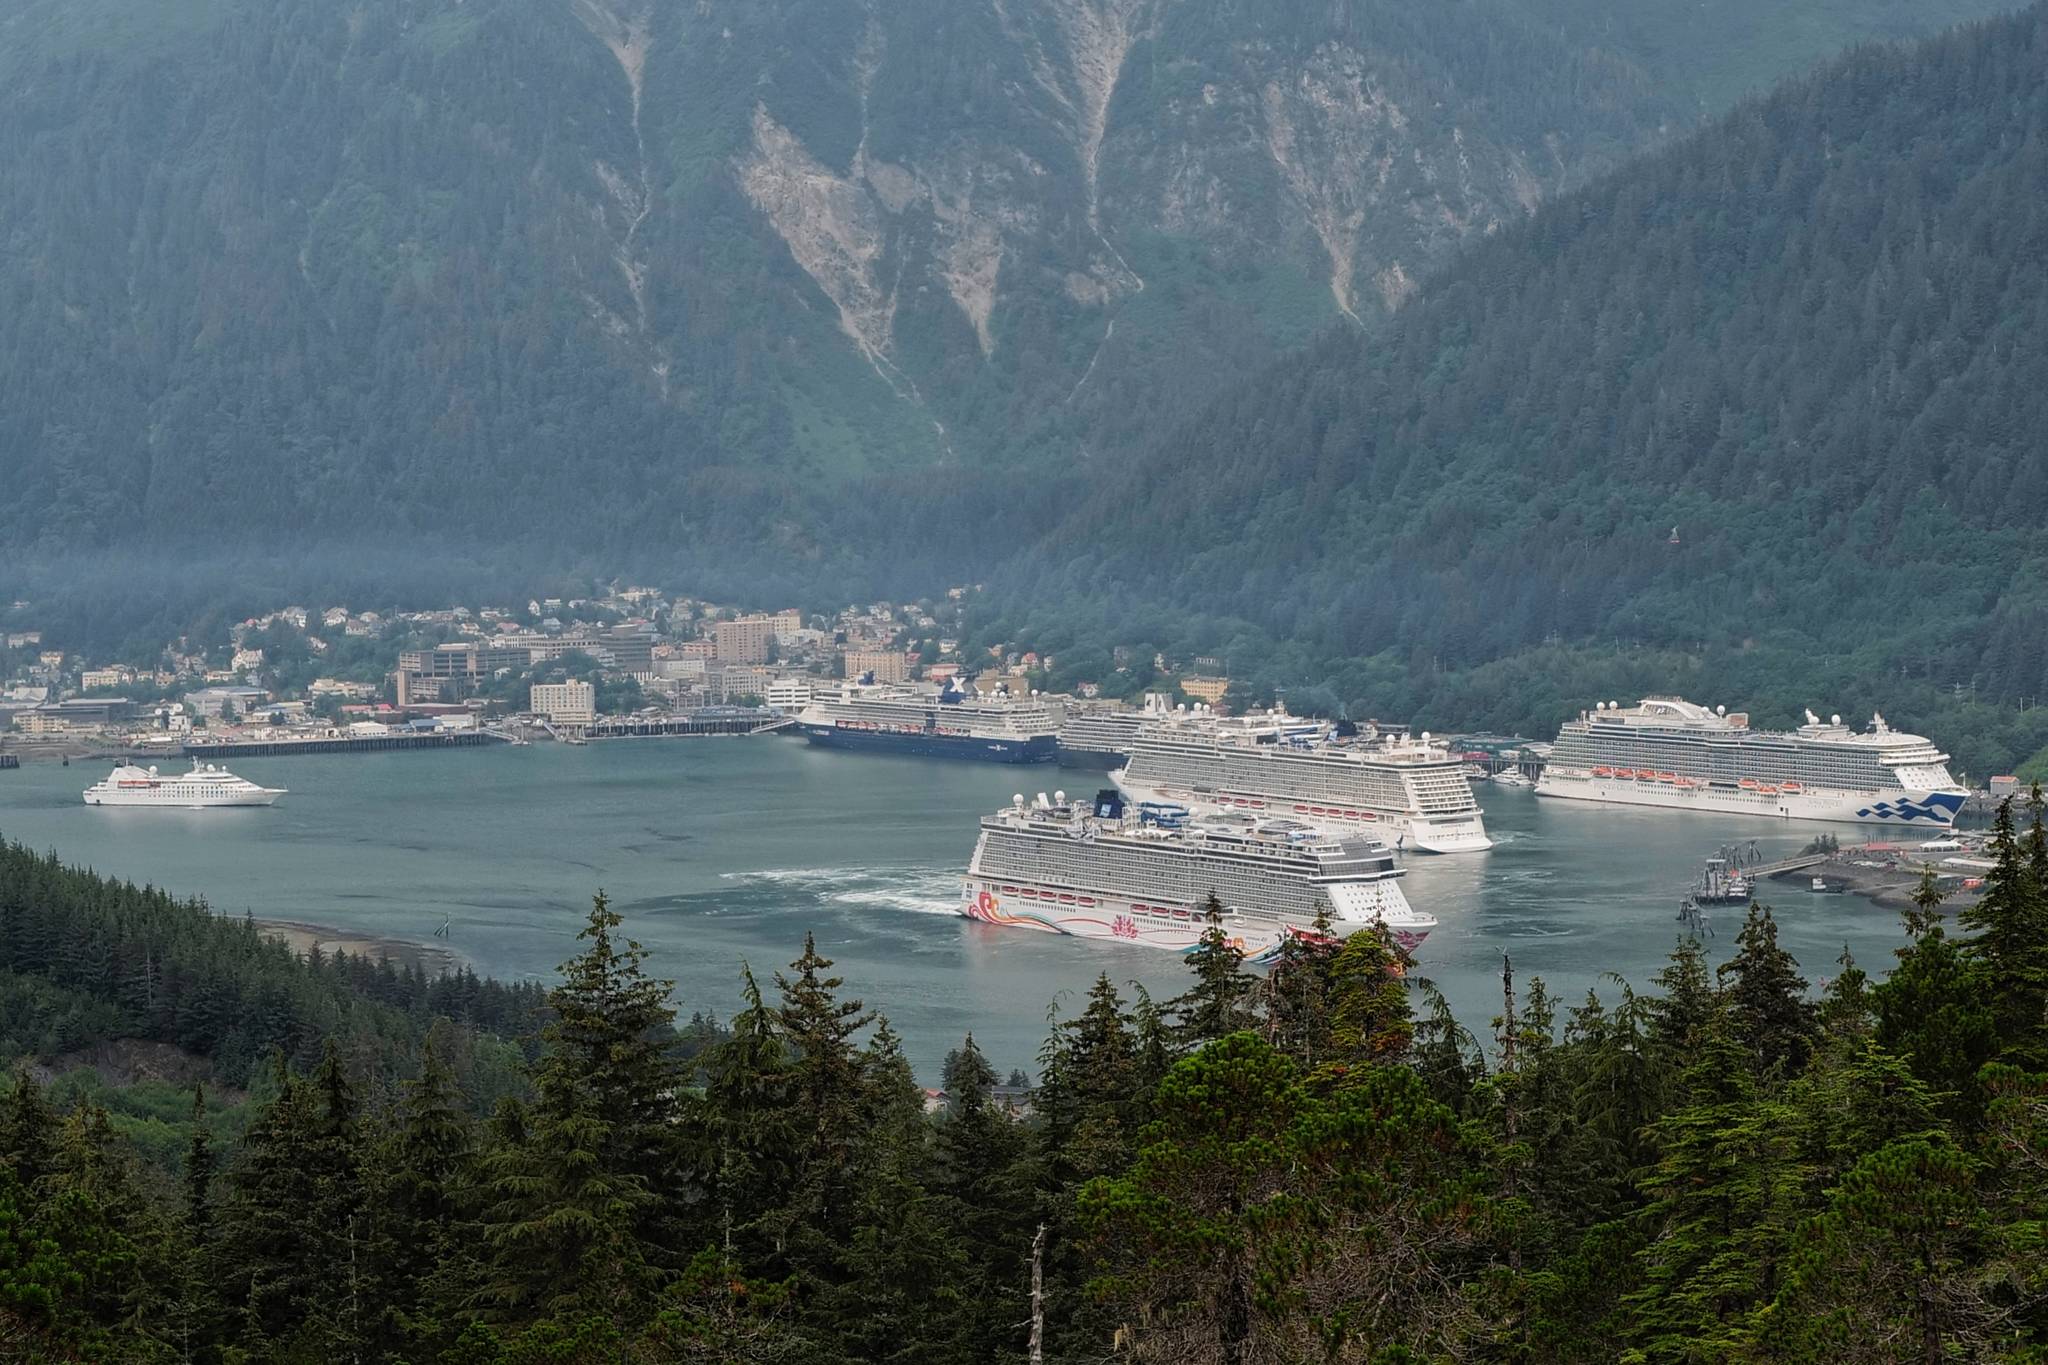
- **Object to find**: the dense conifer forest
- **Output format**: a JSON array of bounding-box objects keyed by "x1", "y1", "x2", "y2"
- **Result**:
[
  {"x1": 2, "y1": 804, "x2": 2046, "y2": 1361},
  {"x1": 993, "y1": 3, "x2": 2048, "y2": 769}
]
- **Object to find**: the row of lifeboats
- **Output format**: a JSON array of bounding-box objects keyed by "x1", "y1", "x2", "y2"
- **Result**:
[
  {"x1": 1591, "y1": 766, "x2": 1803, "y2": 796},
  {"x1": 1291, "y1": 803, "x2": 1379, "y2": 820}
]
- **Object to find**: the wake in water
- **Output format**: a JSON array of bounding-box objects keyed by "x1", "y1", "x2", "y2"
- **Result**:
[{"x1": 718, "y1": 865, "x2": 964, "y2": 918}]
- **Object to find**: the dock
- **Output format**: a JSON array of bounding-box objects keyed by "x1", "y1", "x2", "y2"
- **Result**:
[
  {"x1": 576, "y1": 710, "x2": 795, "y2": 740},
  {"x1": 183, "y1": 731, "x2": 503, "y2": 759},
  {"x1": 1746, "y1": 851, "x2": 1832, "y2": 879}
]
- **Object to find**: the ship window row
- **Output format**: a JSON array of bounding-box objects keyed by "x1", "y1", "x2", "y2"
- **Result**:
[{"x1": 1556, "y1": 734, "x2": 1904, "y2": 786}]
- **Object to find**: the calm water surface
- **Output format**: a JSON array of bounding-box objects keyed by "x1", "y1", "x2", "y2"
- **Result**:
[{"x1": 0, "y1": 740, "x2": 1914, "y2": 1077}]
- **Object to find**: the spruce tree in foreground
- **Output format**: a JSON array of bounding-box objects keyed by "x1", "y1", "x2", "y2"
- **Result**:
[
  {"x1": 1171, "y1": 892, "x2": 1254, "y2": 1048},
  {"x1": 1960, "y1": 795, "x2": 2048, "y2": 1072}
]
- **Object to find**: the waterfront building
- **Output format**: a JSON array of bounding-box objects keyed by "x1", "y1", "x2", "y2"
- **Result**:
[
  {"x1": 186, "y1": 686, "x2": 270, "y2": 719},
  {"x1": 530, "y1": 681, "x2": 596, "y2": 725},
  {"x1": 1179, "y1": 675, "x2": 1231, "y2": 705},
  {"x1": 844, "y1": 648, "x2": 909, "y2": 684},
  {"x1": 764, "y1": 677, "x2": 814, "y2": 711}
]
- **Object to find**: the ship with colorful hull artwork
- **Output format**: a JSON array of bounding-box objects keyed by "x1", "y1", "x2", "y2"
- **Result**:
[{"x1": 960, "y1": 789, "x2": 1432, "y2": 963}]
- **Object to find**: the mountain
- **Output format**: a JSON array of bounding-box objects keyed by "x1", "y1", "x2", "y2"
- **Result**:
[
  {"x1": 0, "y1": 0, "x2": 2011, "y2": 584},
  {"x1": 1016, "y1": 3, "x2": 2048, "y2": 771}
]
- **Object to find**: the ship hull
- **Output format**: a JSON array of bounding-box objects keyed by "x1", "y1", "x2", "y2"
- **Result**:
[
  {"x1": 797, "y1": 724, "x2": 1055, "y2": 764},
  {"x1": 1111, "y1": 773, "x2": 1492, "y2": 854},
  {"x1": 84, "y1": 791, "x2": 281, "y2": 808},
  {"x1": 1055, "y1": 744, "x2": 1128, "y2": 770},
  {"x1": 958, "y1": 879, "x2": 1428, "y2": 963},
  {"x1": 1534, "y1": 771, "x2": 1964, "y2": 827}
]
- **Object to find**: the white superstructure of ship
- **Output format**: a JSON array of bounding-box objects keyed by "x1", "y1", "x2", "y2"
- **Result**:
[
  {"x1": 961, "y1": 788, "x2": 1433, "y2": 962},
  {"x1": 1054, "y1": 703, "x2": 1154, "y2": 768},
  {"x1": 794, "y1": 680, "x2": 1060, "y2": 763},
  {"x1": 82, "y1": 761, "x2": 285, "y2": 808},
  {"x1": 1110, "y1": 707, "x2": 1491, "y2": 853},
  {"x1": 1535, "y1": 697, "x2": 1966, "y2": 827}
]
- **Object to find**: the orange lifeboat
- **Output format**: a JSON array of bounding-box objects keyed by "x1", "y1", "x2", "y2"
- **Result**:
[
  {"x1": 1593, "y1": 766, "x2": 1614, "y2": 778},
  {"x1": 1780, "y1": 781, "x2": 1802, "y2": 793},
  {"x1": 1739, "y1": 778, "x2": 1760, "y2": 790}
]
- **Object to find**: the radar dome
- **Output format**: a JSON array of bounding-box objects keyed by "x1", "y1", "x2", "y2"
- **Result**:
[
  {"x1": 1054, "y1": 791, "x2": 1066, "y2": 804},
  {"x1": 1716, "y1": 704, "x2": 1726, "y2": 715},
  {"x1": 1831, "y1": 714, "x2": 1841, "y2": 725}
]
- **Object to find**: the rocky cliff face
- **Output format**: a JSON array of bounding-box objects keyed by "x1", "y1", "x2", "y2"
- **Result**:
[{"x1": 0, "y1": 0, "x2": 2005, "y2": 565}]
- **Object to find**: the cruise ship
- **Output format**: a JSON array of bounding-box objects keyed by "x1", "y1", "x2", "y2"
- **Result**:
[
  {"x1": 962, "y1": 789, "x2": 1433, "y2": 961},
  {"x1": 1054, "y1": 701, "x2": 1158, "y2": 769},
  {"x1": 1536, "y1": 697, "x2": 1966, "y2": 826},
  {"x1": 794, "y1": 681, "x2": 1058, "y2": 763},
  {"x1": 1111, "y1": 709, "x2": 1491, "y2": 853},
  {"x1": 83, "y1": 761, "x2": 285, "y2": 808}
]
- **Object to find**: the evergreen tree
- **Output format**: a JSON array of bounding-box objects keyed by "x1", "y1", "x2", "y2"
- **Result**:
[
  {"x1": 1959, "y1": 797, "x2": 2048, "y2": 1071},
  {"x1": 1171, "y1": 893, "x2": 1255, "y2": 1049},
  {"x1": 478, "y1": 1062, "x2": 654, "y2": 1322},
  {"x1": 1760, "y1": 1141, "x2": 1992, "y2": 1362},
  {"x1": 1080, "y1": 1033, "x2": 1311, "y2": 1364},
  {"x1": 935, "y1": 1034, "x2": 1034, "y2": 1362},
  {"x1": 1259, "y1": 904, "x2": 1340, "y2": 1070},
  {"x1": 1718, "y1": 904, "x2": 1820, "y2": 1078},
  {"x1": 1874, "y1": 879, "x2": 1998, "y2": 1129},
  {"x1": 825, "y1": 1020, "x2": 964, "y2": 1363},
  {"x1": 0, "y1": 1068, "x2": 59, "y2": 1202},
  {"x1": 1622, "y1": 1010, "x2": 1803, "y2": 1360},
  {"x1": 1817, "y1": 945, "x2": 1873, "y2": 1044},
  {"x1": 1317, "y1": 925, "x2": 1414, "y2": 1086},
  {"x1": 698, "y1": 964, "x2": 800, "y2": 1264},
  {"x1": 372, "y1": 1030, "x2": 477, "y2": 1356},
  {"x1": 548, "y1": 891, "x2": 693, "y2": 1259},
  {"x1": 181, "y1": 1086, "x2": 216, "y2": 1245},
  {"x1": 772, "y1": 934, "x2": 876, "y2": 1305}
]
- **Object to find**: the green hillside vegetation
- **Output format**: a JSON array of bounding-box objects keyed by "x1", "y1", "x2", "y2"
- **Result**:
[
  {"x1": 1003, "y1": 3, "x2": 2048, "y2": 773},
  {"x1": 0, "y1": 0, "x2": 2016, "y2": 575},
  {"x1": 5, "y1": 809, "x2": 2048, "y2": 1360}
]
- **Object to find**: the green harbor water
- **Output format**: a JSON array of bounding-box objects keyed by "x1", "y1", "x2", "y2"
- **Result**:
[{"x1": 0, "y1": 739, "x2": 1915, "y2": 1078}]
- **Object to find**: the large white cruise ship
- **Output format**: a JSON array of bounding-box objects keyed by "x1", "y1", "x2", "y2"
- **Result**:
[
  {"x1": 1055, "y1": 704, "x2": 1153, "y2": 769},
  {"x1": 83, "y1": 761, "x2": 285, "y2": 808},
  {"x1": 794, "y1": 681, "x2": 1059, "y2": 763},
  {"x1": 1111, "y1": 709, "x2": 1491, "y2": 853},
  {"x1": 961, "y1": 788, "x2": 1433, "y2": 962},
  {"x1": 1535, "y1": 697, "x2": 1965, "y2": 827}
]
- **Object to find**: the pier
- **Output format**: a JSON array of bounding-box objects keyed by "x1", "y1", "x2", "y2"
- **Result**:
[
  {"x1": 184, "y1": 731, "x2": 502, "y2": 759},
  {"x1": 576, "y1": 710, "x2": 795, "y2": 740},
  {"x1": 1747, "y1": 851, "x2": 1832, "y2": 879}
]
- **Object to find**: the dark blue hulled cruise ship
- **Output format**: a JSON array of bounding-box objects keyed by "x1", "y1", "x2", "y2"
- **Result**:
[{"x1": 794, "y1": 680, "x2": 1058, "y2": 763}]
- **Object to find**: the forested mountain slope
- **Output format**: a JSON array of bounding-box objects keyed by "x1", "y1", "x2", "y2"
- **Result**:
[
  {"x1": 1020, "y1": 4, "x2": 2048, "y2": 749},
  {"x1": 0, "y1": 0, "x2": 2010, "y2": 583}
]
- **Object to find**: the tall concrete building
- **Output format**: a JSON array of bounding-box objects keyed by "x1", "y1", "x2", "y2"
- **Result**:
[
  {"x1": 714, "y1": 616, "x2": 777, "y2": 663},
  {"x1": 530, "y1": 680, "x2": 595, "y2": 724},
  {"x1": 843, "y1": 648, "x2": 908, "y2": 684}
]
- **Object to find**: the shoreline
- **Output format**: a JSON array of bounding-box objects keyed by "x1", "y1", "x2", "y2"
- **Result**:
[{"x1": 254, "y1": 918, "x2": 468, "y2": 976}]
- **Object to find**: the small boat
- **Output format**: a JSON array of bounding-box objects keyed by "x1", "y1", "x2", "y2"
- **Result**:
[
  {"x1": 1780, "y1": 781, "x2": 1802, "y2": 793},
  {"x1": 1809, "y1": 876, "x2": 1845, "y2": 894}
]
